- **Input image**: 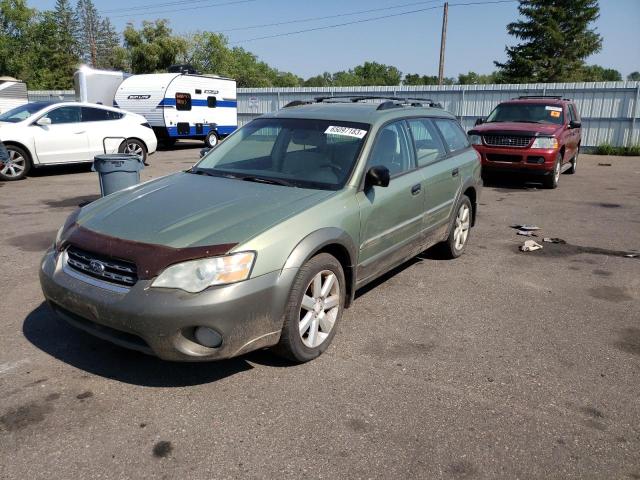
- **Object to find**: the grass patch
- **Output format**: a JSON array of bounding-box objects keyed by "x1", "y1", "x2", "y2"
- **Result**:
[{"x1": 595, "y1": 144, "x2": 640, "y2": 156}]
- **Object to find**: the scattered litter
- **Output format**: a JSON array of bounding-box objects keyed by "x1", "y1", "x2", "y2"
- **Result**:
[
  {"x1": 511, "y1": 224, "x2": 540, "y2": 231},
  {"x1": 597, "y1": 163, "x2": 612, "y2": 167},
  {"x1": 517, "y1": 230, "x2": 538, "y2": 237},
  {"x1": 543, "y1": 237, "x2": 567, "y2": 244},
  {"x1": 625, "y1": 253, "x2": 639, "y2": 258},
  {"x1": 520, "y1": 240, "x2": 543, "y2": 252}
]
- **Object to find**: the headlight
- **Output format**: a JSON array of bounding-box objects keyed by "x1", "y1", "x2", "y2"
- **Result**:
[
  {"x1": 531, "y1": 137, "x2": 558, "y2": 149},
  {"x1": 468, "y1": 134, "x2": 482, "y2": 145},
  {"x1": 151, "y1": 252, "x2": 255, "y2": 293}
]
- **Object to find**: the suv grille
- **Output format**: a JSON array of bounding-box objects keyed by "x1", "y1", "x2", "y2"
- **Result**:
[
  {"x1": 66, "y1": 246, "x2": 138, "y2": 287},
  {"x1": 483, "y1": 135, "x2": 532, "y2": 148}
]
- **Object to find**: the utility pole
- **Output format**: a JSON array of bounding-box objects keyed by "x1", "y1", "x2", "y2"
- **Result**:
[{"x1": 438, "y1": 1, "x2": 448, "y2": 86}]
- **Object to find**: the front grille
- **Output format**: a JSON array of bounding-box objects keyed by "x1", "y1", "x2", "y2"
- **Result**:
[
  {"x1": 483, "y1": 135, "x2": 532, "y2": 148},
  {"x1": 486, "y1": 153, "x2": 523, "y2": 163},
  {"x1": 66, "y1": 246, "x2": 138, "y2": 287}
]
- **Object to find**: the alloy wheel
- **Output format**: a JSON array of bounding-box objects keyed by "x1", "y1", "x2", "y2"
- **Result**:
[
  {"x1": 1, "y1": 149, "x2": 26, "y2": 178},
  {"x1": 124, "y1": 142, "x2": 144, "y2": 157},
  {"x1": 554, "y1": 158, "x2": 561, "y2": 183},
  {"x1": 453, "y1": 204, "x2": 471, "y2": 251},
  {"x1": 298, "y1": 270, "x2": 340, "y2": 348}
]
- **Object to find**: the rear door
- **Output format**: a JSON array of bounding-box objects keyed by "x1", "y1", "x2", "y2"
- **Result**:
[
  {"x1": 81, "y1": 106, "x2": 125, "y2": 156},
  {"x1": 356, "y1": 120, "x2": 426, "y2": 282},
  {"x1": 32, "y1": 106, "x2": 89, "y2": 163},
  {"x1": 566, "y1": 103, "x2": 581, "y2": 160}
]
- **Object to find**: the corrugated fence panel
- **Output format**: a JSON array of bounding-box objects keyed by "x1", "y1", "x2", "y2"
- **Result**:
[
  {"x1": 30, "y1": 82, "x2": 640, "y2": 147},
  {"x1": 28, "y1": 90, "x2": 76, "y2": 102}
]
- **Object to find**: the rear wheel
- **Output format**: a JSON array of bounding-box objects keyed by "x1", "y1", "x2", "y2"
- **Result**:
[
  {"x1": 273, "y1": 253, "x2": 345, "y2": 363},
  {"x1": 438, "y1": 195, "x2": 472, "y2": 259},
  {"x1": 0, "y1": 145, "x2": 31, "y2": 181},
  {"x1": 543, "y1": 153, "x2": 561, "y2": 189},
  {"x1": 119, "y1": 139, "x2": 147, "y2": 163}
]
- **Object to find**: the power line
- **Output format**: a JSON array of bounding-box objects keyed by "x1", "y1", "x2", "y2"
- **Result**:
[
  {"x1": 231, "y1": 0, "x2": 517, "y2": 45},
  {"x1": 218, "y1": 0, "x2": 442, "y2": 33},
  {"x1": 108, "y1": 0, "x2": 256, "y2": 18}
]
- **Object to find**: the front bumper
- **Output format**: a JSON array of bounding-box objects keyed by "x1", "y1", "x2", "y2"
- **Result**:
[
  {"x1": 39, "y1": 248, "x2": 296, "y2": 361},
  {"x1": 473, "y1": 145, "x2": 558, "y2": 175}
]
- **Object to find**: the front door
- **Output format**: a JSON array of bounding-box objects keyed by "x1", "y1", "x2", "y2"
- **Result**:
[
  {"x1": 356, "y1": 120, "x2": 426, "y2": 283},
  {"x1": 32, "y1": 106, "x2": 89, "y2": 164}
]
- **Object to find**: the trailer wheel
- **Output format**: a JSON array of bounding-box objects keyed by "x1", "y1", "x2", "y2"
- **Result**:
[{"x1": 205, "y1": 131, "x2": 219, "y2": 148}]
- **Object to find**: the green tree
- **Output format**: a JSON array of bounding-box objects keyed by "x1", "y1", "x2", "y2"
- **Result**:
[
  {"x1": 495, "y1": 0, "x2": 603, "y2": 83},
  {"x1": 76, "y1": 0, "x2": 101, "y2": 66},
  {"x1": 579, "y1": 65, "x2": 622, "y2": 81},
  {"x1": 304, "y1": 72, "x2": 333, "y2": 87},
  {"x1": 352, "y1": 61, "x2": 402, "y2": 86},
  {"x1": 457, "y1": 71, "x2": 500, "y2": 85},
  {"x1": 97, "y1": 18, "x2": 127, "y2": 70},
  {"x1": 0, "y1": 0, "x2": 36, "y2": 81},
  {"x1": 124, "y1": 20, "x2": 187, "y2": 74},
  {"x1": 403, "y1": 73, "x2": 454, "y2": 85},
  {"x1": 627, "y1": 71, "x2": 640, "y2": 81}
]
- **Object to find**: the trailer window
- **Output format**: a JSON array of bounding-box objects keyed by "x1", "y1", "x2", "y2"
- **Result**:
[
  {"x1": 176, "y1": 93, "x2": 191, "y2": 111},
  {"x1": 207, "y1": 96, "x2": 217, "y2": 108}
]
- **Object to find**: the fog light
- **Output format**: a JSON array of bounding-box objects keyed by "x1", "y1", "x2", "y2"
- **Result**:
[{"x1": 194, "y1": 327, "x2": 222, "y2": 348}]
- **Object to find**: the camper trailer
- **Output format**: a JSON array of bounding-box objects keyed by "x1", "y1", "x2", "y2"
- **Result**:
[
  {"x1": 74, "y1": 66, "x2": 129, "y2": 106},
  {"x1": 0, "y1": 78, "x2": 28, "y2": 114},
  {"x1": 114, "y1": 73, "x2": 237, "y2": 147}
]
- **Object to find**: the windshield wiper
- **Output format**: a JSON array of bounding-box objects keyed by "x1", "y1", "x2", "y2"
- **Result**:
[
  {"x1": 189, "y1": 168, "x2": 243, "y2": 180},
  {"x1": 241, "y1": 175, "x2": 293, "y2": 187}
]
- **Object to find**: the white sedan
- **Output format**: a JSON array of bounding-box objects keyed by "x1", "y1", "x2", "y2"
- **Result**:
[{"x1": 0, "y1": 101, "x2": 158, "y2": 181}]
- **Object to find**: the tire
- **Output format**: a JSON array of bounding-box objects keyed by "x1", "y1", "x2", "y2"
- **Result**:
[
  {"x1": 543, "y1": 153, "x2": 562, "y2": 189},
  {"x1": 119, "y1": 139, "x2": 147, "y2": 163},
  {"x1": 273, "y1": 253, "x2": 346, "y2": 363},
  {"x1": 438, "y1": 195, "x2": 472, "y2": 259},
  {"x1": 205, "y1": 131, "x2": 219, "y2": 148},
  {"x1": 0, "y1": 145, "x2": 31, "y2": 181},
  {"x1": 566, "y1": 146, "x2": 579, "y2": 174}
]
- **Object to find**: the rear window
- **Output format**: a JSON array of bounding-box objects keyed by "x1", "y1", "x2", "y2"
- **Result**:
[
  {"x1": 433, "y1": 118, "x2": 470, "y2": 152},
  {"x1": 81, "y1": 107, "x2": 123, "y2": 121}
]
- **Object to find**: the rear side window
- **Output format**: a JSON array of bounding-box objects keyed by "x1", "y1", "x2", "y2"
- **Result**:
[
  {"x1": 407, "y1": 119, "x2": 447, "y2": 166},
  {"x1": 207, "y1": 96, "x2": 217, "y2": 108},
  {"x1": 433, "y1": 118, "x2": 470, "y2": 152},
  {"x1": 81, "y1": 107, "x2": 123, "y2": 122},
  {"x1": 43, "y1": 106, "x2": 81, "y2": 124},
  {"x1": 176, "y1": 93, "x2": 191, "y2": 111},
  {"x1": 569, "y1": 104, "x2": 580, "y2": 122}
]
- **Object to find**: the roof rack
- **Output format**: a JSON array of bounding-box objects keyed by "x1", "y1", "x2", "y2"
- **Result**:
[
  {"x1": 516, "y1": 95, "x2": 563, "y2": 100},
  {"x1": 283, "y1": 95, "x2": 443, "y2": 110}
]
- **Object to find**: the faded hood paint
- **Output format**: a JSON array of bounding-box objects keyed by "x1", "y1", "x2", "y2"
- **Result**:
[{"x1": 76, "y1": 172, "x2": 335, "y2": 248}]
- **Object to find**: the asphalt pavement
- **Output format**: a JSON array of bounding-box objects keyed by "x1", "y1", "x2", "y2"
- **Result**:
[{"x1": 0, "y1": 144, "x2": 639, "y2": 479}]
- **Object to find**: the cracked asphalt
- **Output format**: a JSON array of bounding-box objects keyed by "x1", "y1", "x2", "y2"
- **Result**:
[{"x1": 1, "y1": 145, "x2": 639, "y2": 479}]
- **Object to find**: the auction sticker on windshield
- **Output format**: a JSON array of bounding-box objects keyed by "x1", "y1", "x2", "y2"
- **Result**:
[{"x1": 325, "y1": 126, "x2": 367, "y2": 139}]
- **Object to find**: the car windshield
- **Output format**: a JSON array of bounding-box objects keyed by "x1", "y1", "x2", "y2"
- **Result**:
[
  {"x1": 194, "y1": 118, "x2": 370, "y2": 190},
  {"x1": 486, "y1": 103, "x2": 564, "y2": 125},
  {"x1": 0, "y1": 102, "x2": 52, "y2": 123}
]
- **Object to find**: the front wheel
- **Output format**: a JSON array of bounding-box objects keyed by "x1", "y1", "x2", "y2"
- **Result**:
[
  {"x1": 119, "y1": 139, "x2": 147, "y2": 164},
  {"x1": 543, "y1": 153, "x2": 562, "y2": 189},
  {"x1": 273, "y1": 253, "x2": 345, "y2": 363},
  {"x1": 0, "y1": 145, "x2": 31, "y2": 181}
]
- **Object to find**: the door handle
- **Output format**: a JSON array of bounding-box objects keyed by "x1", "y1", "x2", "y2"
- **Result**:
[
  {"x1": 451, "y1": 168, "x2": 459, "y2": 177},
  {"x1": 411, "y1": 184, "x2": 421, "y2": 195}
]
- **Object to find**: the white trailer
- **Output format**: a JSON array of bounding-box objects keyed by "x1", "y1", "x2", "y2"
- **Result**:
[
  {"x1": 0, "y1": 78, "x2": 28, "y2": 114},
  {"x1": 74, "y1": 66, "x2": 129, "y2": 106},
  {"x1": 114, "y1": 73, "x2": 237, "y2": 147}
]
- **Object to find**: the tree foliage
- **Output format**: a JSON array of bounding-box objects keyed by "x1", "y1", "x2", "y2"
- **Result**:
[
  {"x1": 627, "y1": 71, "x2": 640, "y2": 81},
  {"x1": 496, "y1": 0, "x2": 603, "y2": 83},
  {"x1": 124, "y1": 20, "x2": 187, "y2": 74}
]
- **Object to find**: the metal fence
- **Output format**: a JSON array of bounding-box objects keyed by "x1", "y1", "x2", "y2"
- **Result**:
[{"x1": 30, "y1": 81, "x2": 640, "y2": 147}]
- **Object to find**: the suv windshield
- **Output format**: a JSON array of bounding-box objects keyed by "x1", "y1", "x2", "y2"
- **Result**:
[
  {"x1": 0, "y1": 102, "x2": 52, "y2": 123},
  {"x1": 195, "y1": 118, "x2": 370, "y2": 190},
  {"x1": 486, "y1": 103, "x2": 564, "y2": 125}
]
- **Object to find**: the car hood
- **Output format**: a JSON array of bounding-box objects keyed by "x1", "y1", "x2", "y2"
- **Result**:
[
  {"x1": 76, "y1": 172, "x2": 335, "y2": 248},
  {"x1": 469, "y1": 122, "x2": 561, "y2": 136}
]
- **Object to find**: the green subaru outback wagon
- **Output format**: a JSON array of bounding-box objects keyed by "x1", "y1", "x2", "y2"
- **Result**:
[{"x1": 40, "y1": 96, "x2": 482, "y2": 363}]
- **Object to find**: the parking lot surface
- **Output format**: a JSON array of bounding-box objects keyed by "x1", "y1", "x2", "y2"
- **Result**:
[{"x1": 1, "y1": 145, "x2": 639, "y2": 479}]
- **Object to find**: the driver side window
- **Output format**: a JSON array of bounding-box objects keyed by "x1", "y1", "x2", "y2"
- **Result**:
[
  {"x1": 368, "y1": 121, "x2": 413, "y2": 178},
  {"x1": 43, "y1": 106, "x2": 81, "y2": 125}
]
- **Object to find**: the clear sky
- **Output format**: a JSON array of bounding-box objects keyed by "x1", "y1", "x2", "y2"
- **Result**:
[{"x1": 30, "y1": 0, "x2": 640, "y2": 79}]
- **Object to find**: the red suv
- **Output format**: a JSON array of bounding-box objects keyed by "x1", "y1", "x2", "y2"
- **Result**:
[{"x1": 468, "y1": 96, "x2": 581, "y2": 189}]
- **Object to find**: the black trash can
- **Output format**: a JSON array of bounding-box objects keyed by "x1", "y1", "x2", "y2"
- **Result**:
[{"x1": 93, "y1": 154, "x2": 145, "y2": 197}]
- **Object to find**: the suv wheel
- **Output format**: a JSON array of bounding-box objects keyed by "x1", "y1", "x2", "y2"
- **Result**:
[
  {"x1": 439, "y1": 195, "x2": 472, "y2": 259},
  {"x1": 566, "y1": 147, "x2": 579, "y2": 174},
  {"x1": 273, "y1": 253, "x2": 345, "y2": 362},
  {"x1": 543, "y1": 153, "x2": 562, "y2": 189},
  {"x1": 0, "y1": 145, "x2": 31, "y2": 181}
]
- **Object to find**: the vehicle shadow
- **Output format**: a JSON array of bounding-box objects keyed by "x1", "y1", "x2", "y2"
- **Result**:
[
  {"x1": 29, "y1": 163, "x2": 93, "y2": 178},
  {"x1": 157, "y1": 140, "x2": 204, "y2": 152},
  {"x1": 22, "y1": 302, "x2": 294, "y2": 387},
  {"x1": 482, "y1": 172, "x2": 544, "y2": 190}
]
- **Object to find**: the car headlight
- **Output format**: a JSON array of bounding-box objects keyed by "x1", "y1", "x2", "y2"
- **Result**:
[
  {"x1": 468, "y1": 134, "x2": 482, "y2": 145},
  {"x1": 151, "y1": 252, "x2": 255, "y2": 293},
  {"x1": 531, "y1": 137, "x2": 558, "y2": 149}
]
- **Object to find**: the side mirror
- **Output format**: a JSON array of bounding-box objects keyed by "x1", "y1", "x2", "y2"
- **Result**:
[
  {"x1": 199, "y1": 147, "x2": 211, "y2": 158},
  {"x1": 569, "y1": 120, "x2": 581, "y2": 129},
  {"x1": 474, "y1": 118, "x2": 484, "y2": 126},
  {"x1": 36, "y1": 117, "x2": 52, "y2": 126},
  {"x1": 365, "y1": 165, "x2": 390, "y2": 188}
]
